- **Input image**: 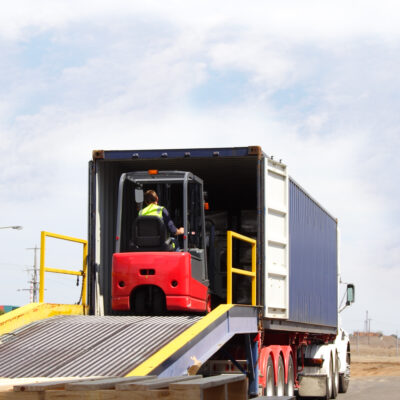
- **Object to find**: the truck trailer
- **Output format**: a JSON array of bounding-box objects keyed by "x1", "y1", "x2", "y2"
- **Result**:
[
  {"x1": 0, "y1": 145, "x2": 354, "y2": 399},
  {"x1": 88, "y1": 146, "x2": 354, "y2": 397}
]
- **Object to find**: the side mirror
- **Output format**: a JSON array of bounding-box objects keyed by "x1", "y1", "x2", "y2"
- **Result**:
[
  {"x1": 346, "y1": 284, "x2": 355, "y2": 306},
  {"x1": 135, "y1": 188, "x2": 144, "y2": 204}
]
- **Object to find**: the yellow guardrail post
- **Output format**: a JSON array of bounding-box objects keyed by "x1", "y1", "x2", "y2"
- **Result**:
[
  {"x1": 227, "y1": 231, "x2": 233, "y2": 304},
  {"x1": 39, "y1": 231, "x2": 88, "y2": 307},
  {"x1": 82, "y1": 240, "x2": 88, "y2": 309},
  {"x1": 39, "y1": 231, "x2": 46, "y2": 303},
  {"x1": 226, "y1": 230, "x2": 257, "y2": 306},
  {"x1": 251, "y1": 234, "x2": 257, "y2": 306}
]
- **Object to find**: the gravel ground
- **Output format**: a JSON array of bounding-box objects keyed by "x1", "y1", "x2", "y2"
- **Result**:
[{"x1": 350, "y1": 334, "x2": 400, "y2": 377}]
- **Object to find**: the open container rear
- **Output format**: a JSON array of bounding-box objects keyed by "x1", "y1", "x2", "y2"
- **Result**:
[{"x1": 88, "y1": 146, "x2": 337, "y2": 333}]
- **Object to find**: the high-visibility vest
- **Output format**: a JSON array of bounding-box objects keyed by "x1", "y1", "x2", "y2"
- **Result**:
[
  {"x1": 138, "y1": 203, "x2": 176, "y2": 249},
  {"x1": 139, "y1": 203, "x2": 163, "y2": 218}
]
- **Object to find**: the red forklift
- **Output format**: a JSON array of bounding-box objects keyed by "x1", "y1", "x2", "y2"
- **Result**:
[{"x1": 111, "y1": 170, "x2": 212, "y2": 314}]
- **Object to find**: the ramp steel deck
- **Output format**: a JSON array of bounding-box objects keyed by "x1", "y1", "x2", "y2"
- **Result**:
[
  {"x1": 0, "y1": 305, "x2": 259, "y2": 378},
  {"x1": 0, "y1": 315, "x2": 201, "y2": 377}
]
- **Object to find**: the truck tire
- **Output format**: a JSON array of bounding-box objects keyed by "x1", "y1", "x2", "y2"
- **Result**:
[
  {"x1": 339, "y1": 346, "x2": 351, "y2": 393},
  {"x1": 264, "y1": 356, "x2": 275, "y2": 396},
  {"x1": 331, "y1": 352, "x2": 339, "y2": 399},
  {"x1": 276, "y1": 356, "x2": 285, "y2": 396},
  {"x1": 323, "y1": 356, "x2": 333, "y2": 400},
  {"x1": 339, "y1": 373, "x2": 349, "y2": 393},
  {"x1": 284, "y1": 355, "x2": 295, "y2": 396}
]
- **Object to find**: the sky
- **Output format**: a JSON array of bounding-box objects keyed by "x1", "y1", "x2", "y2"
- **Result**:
[{"x1": 0, "y1": 0, "x2": 399, "y2": 335}]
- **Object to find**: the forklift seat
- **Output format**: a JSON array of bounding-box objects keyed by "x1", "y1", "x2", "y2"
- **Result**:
[{"x1": 131, "y1": 216, "x2": 174, "y2": 252}]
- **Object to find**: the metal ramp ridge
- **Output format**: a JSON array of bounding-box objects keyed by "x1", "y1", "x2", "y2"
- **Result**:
[{"x1": 0, "y1": 305, "x2": 258, "y2": 378}]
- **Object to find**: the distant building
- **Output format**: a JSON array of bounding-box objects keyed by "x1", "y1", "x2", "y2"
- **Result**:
[
  {"x1": 0, "y1": 305, "x2": 19, "y2": 313},
  {"x1": 352, "y1": 331, "x2": 381, "y2": 337}
]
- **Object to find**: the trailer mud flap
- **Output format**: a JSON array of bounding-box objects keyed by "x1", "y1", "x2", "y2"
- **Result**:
[{"x1": 298, "y1": 374, "x2": 328, "y2": 397}]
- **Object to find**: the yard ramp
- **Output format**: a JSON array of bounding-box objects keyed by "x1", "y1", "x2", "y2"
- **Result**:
[
  {"x1": 0, "y1": 304, "x2": 258, "y2": 378},
  {"x1": 0, "y1": 303, "x2": 86, "y2": 337}
]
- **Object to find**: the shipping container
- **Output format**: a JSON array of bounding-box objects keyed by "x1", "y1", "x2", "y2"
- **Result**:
[{"x1": 88, "y1": 146, "x2": 337, "y2": 333}]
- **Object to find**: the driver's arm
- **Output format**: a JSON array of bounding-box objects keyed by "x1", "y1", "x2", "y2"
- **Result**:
[{"x1": 162, "y1": 208, "x2": 184, "y2": 235}]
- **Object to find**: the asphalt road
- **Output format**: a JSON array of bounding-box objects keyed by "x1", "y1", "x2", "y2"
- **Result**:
[{"x1": 339, "y1": 376, "x2": 400, "y2": 399}]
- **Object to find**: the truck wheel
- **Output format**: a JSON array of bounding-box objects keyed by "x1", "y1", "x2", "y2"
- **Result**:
[
  {"x1": 323, "y1": 356, "x2": 333, "y2": 400},
  {"x1": 339, "y1": 347, "x2": 350, "y2": 393},
  {"x1": 331, "y1": 352, "x2": 339, "y2": 399},
  {"x1": 276, "y1": 356, "x2": 285, "y2": 396},
  {"x1": 284, "y1": 355, "x2": 295, "y2": 396},
  {"x1": 339, "y1": 373, "x2": 349, "y2": 393},
  {"x1": 264, "y1": 356, "x2": 275, "y2": 396}
]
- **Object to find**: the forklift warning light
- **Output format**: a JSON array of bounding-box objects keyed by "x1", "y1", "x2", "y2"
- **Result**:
[{"x1": 148, "y1": 169, "x2": 158, "y2": 175}]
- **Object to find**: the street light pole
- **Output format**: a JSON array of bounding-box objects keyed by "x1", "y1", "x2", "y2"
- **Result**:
[{"x1": 0, "y1": 226, "x2": 23, "y2": 230}]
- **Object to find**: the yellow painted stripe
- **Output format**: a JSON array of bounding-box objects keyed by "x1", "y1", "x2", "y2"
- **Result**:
[
  {"x1": 126, "y1": 304, "x2": 234, "y2": 377},
  {"x1": 0, "y1": 303, "x2": 87, "y2": 336}
]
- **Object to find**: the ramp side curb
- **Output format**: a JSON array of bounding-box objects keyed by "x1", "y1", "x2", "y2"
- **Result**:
[
  {"x1": 0, "y1": 303, "x2": 87, "y2": 336},
  {"x1": 126, "y1": 304, "x2": 242, "y2": 377}
]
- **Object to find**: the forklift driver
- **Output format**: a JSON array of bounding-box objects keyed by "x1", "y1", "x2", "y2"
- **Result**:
[{"x1": 139, "y1": 190, "x2": 184, "y2": 249}]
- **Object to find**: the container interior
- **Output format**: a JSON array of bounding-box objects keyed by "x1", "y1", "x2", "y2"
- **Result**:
[{"x1": 92, "y1": 155, "x2": 260, "y2": 314}]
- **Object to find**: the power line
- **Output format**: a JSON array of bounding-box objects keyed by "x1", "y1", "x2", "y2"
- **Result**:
[{"x1": 0, "y1": 262, "x2": 29, "y2": 268}]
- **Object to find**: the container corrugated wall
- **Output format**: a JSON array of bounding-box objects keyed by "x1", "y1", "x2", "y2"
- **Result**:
[{"x1": 288, "y1": 179, "x2": 338, "y2": 329}]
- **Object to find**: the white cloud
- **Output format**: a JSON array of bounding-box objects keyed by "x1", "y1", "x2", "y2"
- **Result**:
[
  {"x1": 0, "y1": 1, "x2": 399, "y2": 335},
  {"x1": 2, "y1": 1, "x2": 400, "y2": 42}
]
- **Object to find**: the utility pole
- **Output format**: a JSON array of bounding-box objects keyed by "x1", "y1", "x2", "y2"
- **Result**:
[
  {"x1": 368, "y1": 317, "x2": 372, "y2": 344},
  {"x1": 25, "y1": 245, "x2": 40, "y2": 302},
  {"x1": 364, "y1": 310, "x2": 372, "y2": 345}
]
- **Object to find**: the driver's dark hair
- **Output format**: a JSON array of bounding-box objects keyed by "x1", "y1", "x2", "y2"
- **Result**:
[{"x1": 144, "y1": 190, "x2": 158, "y2": 205}]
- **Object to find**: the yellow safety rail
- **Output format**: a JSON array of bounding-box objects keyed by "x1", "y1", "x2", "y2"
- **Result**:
[
  {"x1": 226, "y1": 230, "x2": 257, "y2": 306},
  {"x1": 39, "y1": 231, "x2": 88, "y2": 307}
]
